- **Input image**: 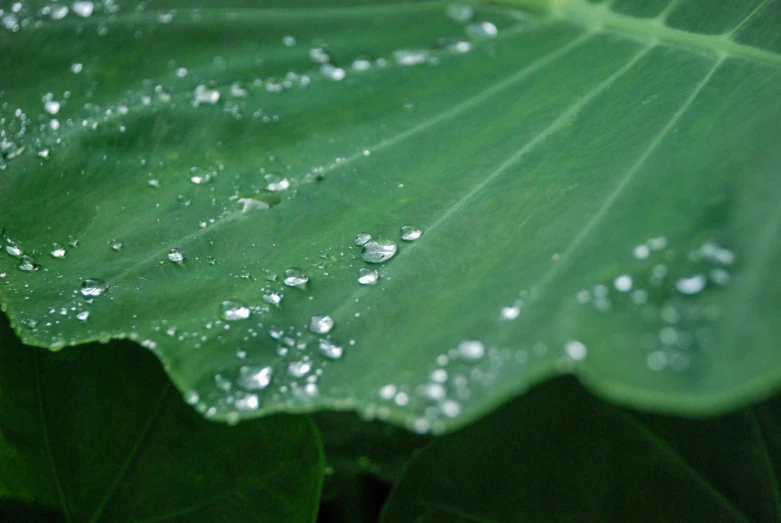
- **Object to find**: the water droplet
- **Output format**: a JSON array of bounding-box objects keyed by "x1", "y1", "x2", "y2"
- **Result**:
[
  {"x1": 235, "y1": 393, "x2": 260, "y2": 411},
  {"x1": 238, "y1": 365, "x2": 272, "y2": 390},
  {"x1": 72, "y1": 1, "x2": 94, "y2": 18},
  {"x1": 446, "y1": 4, "x2": 474, "y2": 23},
  {"x1": 309, "y1": 47, "x2": 330, "y2": 64},
  {"x1": 5, "y1": 240, "x2": 23, "y2": 257},
  {"x1": 110, "y1": 239, "x2": 123, "y2": 251},
  {"x1": 44, "y1": 100, "x2": 61, "y2": 115},
  {"x1": 394, "y1": 49, "x2": 429, "y2": 66},
  {"x1": 613, "y1": 274, "x2": 633, "y2": 292},
  {"x1": 81, "y1": 278, "x2": 107, "y2": 297},
  {"x1": 633, "y1": 244, "x2": 650, "y2": 259},
  {"x1": 50, "y1": 243, "x2": 66, "y2": 258},
  {"x1": 400, "y1": 225, "x2": 422, "y2": 241},
  {"x1": 283, "y1": 268, "x2": 308, "y2": 288},
  {"x1": 194, "y1": 84, "x2": 220, "y2": 105},
  {"x1": 189, "y1": 166, "x2": 212, "y2": 184},
  {"x1": 220, "y1": 300, "x2": 251, "y2": 321},
  {"x1": 648, "y1": 236, "x2": 668, "y2": 251},
  {"x1": 501, "y1": 306, "x2": 520, "y2": 320},
  {"x1": 238, "y1": 197, "x2": 270, "y2": 213},
  {"x1": 71, "y1": 63, "x2": 83, "y2": 73},
  {"x1": 709, "y1": 268, "x2": 730, "y2": 286},
  {"x1": 646, "y1": 351, "x2": 668, "y2": 371},
  {"x1": 358, "y1": 268, "x2": 379, "y2": 285},
  {"x1": 309, "y1": 315, "x2": 334, "y2": 334},
  {"x1": 185, "y1": 391, "x2": 199, "y2": 405},
  {"x1": 424, "y1": 383, "x2": 446, "y2": 400},
  {"x1": 282, "y1": 35, "x2": 296, "y2": 46},
  {"x1": 698, "y1": 241, "x2": 735, "y2": 265},
  {"x1": 379, "y1": 384, "x2": 397, "y2": 399},
  {"x1": 457, "y1": 340, "x2": 484, "y2": 360},
  {"x1": 76, "y1": 311, "x2": 90, "y2": 322},
  {"x1": 352, "y1": 57, "x2": 372, "y2": 71},
  {"x1": 675, "y1": 274, "x2": 706, "y2": 295},
  {"x1": 320, "y1": 63, "x2": 346, "y2": 81},
  {"x1": 355, "y1": 233, "x2": 372, "y2": 246},
  {"x1": 466, "y1": 21, "x2": 498, "y2": 39},
  {"x1": 288, "y1": 360, "x2": 312, "y2": 378},
  {"x1": 565, "y1": 339, "x2": 588, "y2": 361},
  {"x1": 168, "y1": 248, "x2": 184, "y2": 263},
  {"x1": 18, "y1": 255, "x2": 40, "y2": 271},
  {"x1": 362, "y1": 240, "x2": 397, "y2": 263},
  {"x1": 265, "y1": 174, "x2": 290, "y2": 191},
  {"x1": 319, "y1": 339, "x2": 343, "y2": 359},
  {"x1": 262, "y1": 290, "x2": 283, "y2": 305}
]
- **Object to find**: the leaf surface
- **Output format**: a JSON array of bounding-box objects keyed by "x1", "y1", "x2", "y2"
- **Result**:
[
  {"x1": 1, "y1": 0, "x2": 780, "y2": 432},
  {"x1": 0, "y1": 317, "x2": 324, "y2": 523}
]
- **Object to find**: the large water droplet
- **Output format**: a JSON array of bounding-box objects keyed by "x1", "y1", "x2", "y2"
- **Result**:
[
  {"x1": 358, "y1": 268, "x2": 379, "y2": 285},
  {"x1": 81, "y1": 278, "x2": 107, "y2": 297},
  {"x1": 457, "y1": 340, "x2": 484, "y2": 360},
  {"x1": 168, "y1": 248, "x2": 184, "y2": 263},
  {"x1": 50, "y1": 243, "x2": 66, "y2": 258},
  {"x1": 19, "y1": 255, "x2": 40, "y2": 272},
  {"x1": 319, "y1": 339, "x2": 343, "y2": 359},
  {"x1": 5, "y1": 240, "x2": 23, "y2": 257},
  {"x1": 263, "y1": 290, "x2": 283, "y2": 305},
  {"x1": 613, "y1": 274, "x2": 633, "y2": 292},
  {"x1": 283, "y1": 268, "x2": 308, "y2": 288},
  {"x1": 220, "y1": 300, "x2": 251, "y2": 321},
  {"x1": 355, "y1": 233, "x2": 372, "y2": 246},
  {"x1": 72, "y1": 1, "x2": 94, "y2": 17},
  {"x1": 675, "y1": 274, "x2": 706, "y2": 295},
  {"x1": 400, "y1": 225, "x2": 422, "y2": 241},
  {"x1": 466, "y1": 21, "x2": 498, "y2": 39},
  {"x1": 362, "y1": 240, "x2": 397, "y2": 263},
  {"x1": 309, "y1": 315, "x2": 334, "y2": 334},
  {"x1": 76, "y1": 311, "x2": 90, "y2": 322},
  {"x1": 238, "y1": 365, "x2": 272, "y2": 390}
]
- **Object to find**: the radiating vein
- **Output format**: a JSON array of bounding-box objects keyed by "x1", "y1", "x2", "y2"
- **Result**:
[
  {"x1": 520, "y1": 56, "x2": 722, "y2": 314},
  {"x1": 87, "y1": 383, "x2": 171, "y2": 523},
  {"x1": 104, "y1": 29, "x2": 592, "y2": 289},
  {"x1": 33, "y1": 351, "x2": 71, "y2": 523},
  {"x1": 726, "y1": 0, "x2": 771, "y2": 40}
]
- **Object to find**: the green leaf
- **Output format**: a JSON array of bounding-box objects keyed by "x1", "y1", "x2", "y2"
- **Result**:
[
  {"x1": 381, "y1": 377, "x2": 781, "y2": 523},
  {"x1": 1, "y1": 0, "x2": 781, "y2": 433},
  {"x1": 0, "y1": 317, "x2": 324, "y2": 523}
]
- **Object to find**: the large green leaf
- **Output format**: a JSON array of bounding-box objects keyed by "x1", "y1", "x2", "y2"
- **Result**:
[
  {"x1": 0, "y1": 317, "x2": 324, "y2": 522},
  {"x1": 382, "y1": 377, "x2": 781, "y2": 523},
  {"x1": 1, "y1": 0, "x2": 780, "y2": 433}
]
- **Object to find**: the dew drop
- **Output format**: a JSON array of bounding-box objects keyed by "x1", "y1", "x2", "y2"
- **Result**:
[
  {"x1": 358, "y1": 268, "x2": 379, "y2": 285},
  {"x1": 320, "y1": 63, "x2": 346, "y2": 81},
  {"x1": 81, "y1": 278, "x2": 107, "y2": 297},
  {"x1": 185, "y1": 391, "x2": 199, "y2": 405},
  {"x1": 379, "y1": 384, "x2": 397, "y2": 399},
  {"x1": 565, "y1": 339, "x2": 588, "y2": 361},
  {"x1": 283, "y1": 268, "x2": 308, "y2": 288},
  {"x1": 457, "y1": 339, "x2": 484, "y2": 360},
  {"x1": 72, "y1": 1, "x2": 94, "y2": 18},
  {"x1": 44, "y1": 100, "x2": 61, "y2": 115},
  {"x1": 238, "y1": 198, "x2": 270, "y2": 213},
  {"x1": 400, "y1": 225, "x2": 422, "y2": 241},
  {"x1": 265, "y1": 174, "x2": 290, "y2": 192},
  {"x1": 355, "y1": 233, "x2": 372, "y2": 246},
  {"x1": 220, "y1": 300, "x2": 251, "y2": 321},
  {"x1": 194, "y1": 84, "x2": 220, "y2": 105},
  {"x1": 288, "y1": 360, "x2": 312, "y2": 378},
  {"x1": 446, "y1": 4, "x2": 474, "y2": 23},
  {"x1": 613, "y1": 274, "x2": 633, "y2": 292},
  {"x1": 235, "y1": 393, "x2": 260, "y2": 411},
  {"x1": 319, "y1": 339, "x2": 343, "y2": 359},
  {"x1": 50, "y1": 243, "x2": 66, "y2": 258},
  {"x1": 262, "y1": 290, "x2": 283, "y2": 305},
  {"x1": 362, "y1": 240, "x2": 397, "y2": 263},
  {"x1": 675, "y1": 274, "x2": 706, "y2": 295},
  {"x1": 309, "y1": 315, "x2": 334, "y2": 334},
  {"x1": 168, "y1": 248, "x2": 184, "y2": 263},
  {"x1": 110, "y1": 239, "x2": 124, "y2": 251},
  {"x1": 441, "y1": 399, "x2": 462, "y2": 417},
  {"x1": 501, "y1": 306, "x2": 520, "y2": 320},
  {"x1": 466, "y1": 21, "x2": 498, "y2": 39},
  {"x1": 76, "y1": 311, "x2": 90, "y2": 322},
  {"x1": 5, "y1": 240, "x2": 23, "y2": 257},
  {"x1": 189, "y1": 166, "x2": 212, "y2": 184},
  {"x1": 309, "y1": 47, "x2": 331, "y2": 63},
  {"x1": 393, "y1": 49, "x2": 429, "y2": 66},
  {"x1": 238, "y1": 365, "x2": 272, "y2": 390}
]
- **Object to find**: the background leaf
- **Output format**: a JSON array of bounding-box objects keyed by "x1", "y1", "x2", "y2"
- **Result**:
[
  {"x1": 0, "y1": 316, "x2": 324, "y2": 523},
  {"x1": 381, "y1": 377, "x2": 781, "y2": 523},
  {"x1": 1, "y1": 0, "x2": 780, "y2": 433}
]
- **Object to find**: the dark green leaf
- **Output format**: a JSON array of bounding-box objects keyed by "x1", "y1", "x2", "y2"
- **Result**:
[
  {"x1": 0, "y1": 316, "x2": 324, "y2": 523},
  {"x1": 1, "y1": 0, "x2": 780, "y2": 432},
  {"x1": 382, "y1": 377, "x2": 781, "y2": 523}
]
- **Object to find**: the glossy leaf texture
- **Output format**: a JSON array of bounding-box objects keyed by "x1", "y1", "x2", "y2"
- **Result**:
[
  {"x1": 382, "y1": 377, "x2": 781, "y2": 523},
  {"x1": 1, "y1": 0, "x2": 781, "y2": 433},
  {"x1": 0, "y1": 317, "x2": 324, "y2": 523}
]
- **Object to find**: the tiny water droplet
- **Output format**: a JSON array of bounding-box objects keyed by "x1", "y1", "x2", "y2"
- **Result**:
[
  {"x1": 185, "y1": 391, "x2": 199, "y2": 405},
  {"x1": 675, "y1": 274, "x2": 706, "y2": 295},
  {"x1": 265, "y1": 174, "x2": 290, "y2": 191},
  {"x1": 441, "y1": 399, "x2": 462, "y2": 417},
  {"x1": 320, "y1": 63, "x2": 346, "y2": 81},
  {"x1": 634, "y1": 244, "x2": 650, "y2": 259},
  {"x1": 189, "y1": 166, "x2": 212, "y2": 184},
  {"x1": 355, "y1": 233, "x2": 372, "y2": 246},
  {"x1": 110, "y1": 239, "x2": 123, "y2": 251},
  {"x1": 76, "y1": 311, "x2": 90, "y2": 322},
  {"x1": 282, "y1": 35, "x2": 296, "y2": 47},
  {"x1": 613, "y1": 274, "x2": 633, "y2": 292},
  {"x1": 5, "y1": 240, "x2": 23, "y2": 257},
  {"x1": 220, "y1": 300, "x2": 251, "y2": 321},
  {"x1": 44, "y1": 100, "x2": 61, "y2": 115},
  {"x1": 309, "y1": 47, "x2": 331, "y2": 64},
  {"x1": 288, "y1": 360, "x2": 312, "y2": 378},
  {"x1": 319, "y1": 339, "x2": 343, "y2": 359},
  {"x1": 238, "y1": 365, "x2": 272, "y2": 390},
  {"x1": 168, "y1": 248, "x2": 184, "y2": 263},
  {"x1": 309, "y1": 315, "x2": 334, "y2": 334},
  {"x1": 235, "y1": 393, "x2": 260, "y2": 411},
  {"x1": 194, "y1": 84, "x2": 220, "y2": 105},
  {"x1": 457, "y1": 339, "x2": 484, "y2": 360},
  {"x1": 81, "y1": 278, "x2": 107, "y2": 297},
  {"x1": 263, "y1": 290, "x2": 283, "y2": 305},
  {"x1": 565, "y1": 339, "x2": 588, "y2": 361},
  {"x1": 501, "y1": 306, "x2": 520, "y2": 320},
  {"x1": 393, "y1": 49, "x2": 429, "y2": 66},
  {"x1": 358, "y1": 268, "x2": 379, "y2": 285},
  {"x1": 466, "y1": 21, "x2": 498, "y2": 39},
  {"x1": 362, "y1": 239, "x2": 397, "y2": 263},
  {"x1": 446, "y1": 4, "x2": 474, "y2": 23},
  {"x1": 379, "y1": 384, "x2": 397, "y2": 399},
  {"x1": 283, "y1": 268, "x2": 308, "y2": 288},
  {"x1": 18, "y1": 255, "x2": 40, "y2": 271},
  {"x1": 50, "y1": 243, "x2": 66, "y2": 258},
  {"x1": 400, "y1": 225, "x2": 422, "y2": 241}
]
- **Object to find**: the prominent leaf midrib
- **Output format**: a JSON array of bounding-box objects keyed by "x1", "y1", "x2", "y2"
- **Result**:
[{"x1": 501, "y1": 0, "x2": 781, "y2": 67}]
